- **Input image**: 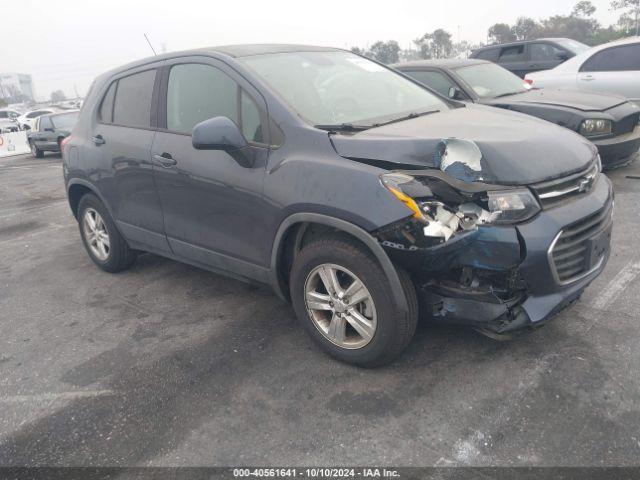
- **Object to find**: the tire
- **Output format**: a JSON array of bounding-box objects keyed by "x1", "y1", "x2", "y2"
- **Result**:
[
  {"x1": 77, "y1": 193, "x2": 137, "y2": 273},
  {"x1": 289, "y1": 236, "x2": 418, "y2": 367},
  {"x1": 29, "y1": 141, "x2": 43, "y2": 158}
]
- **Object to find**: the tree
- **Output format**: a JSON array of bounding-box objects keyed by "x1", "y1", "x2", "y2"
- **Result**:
[
  {"x1": 488, "y1": 23, "x2": 516, "y2": 44},
  {"x1": 536, "y1": 14, "x2": 600, "y2": 43},
  {"x1": 611, "y1": 0, "x2": 640, "y2": 35},
  {"x1": 367, "y1": 40, "x2": 401, "y2": 64},
  {"x1": 414, "y1": 29, "x2": 453, "y2": 59},
  {"x1": 50, "y1": 90, "x2": 66, "y2": 103},
  {"x1": 512, "y1": 17, "x2": 539, "y2": 40},
  {"x1": 573, "y1": 0, "x2": 596, "y2": 17}
]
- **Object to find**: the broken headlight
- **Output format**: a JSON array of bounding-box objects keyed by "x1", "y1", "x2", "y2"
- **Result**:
[
  {"x1": 380, "y1": 173, "x2": 432, "y2": 222},
  {"x1": 486, "y1": 188, "x2": 540, "y2": 224},
  {"x1": 579, "y1": 119, "x2": 612, "y2": 137}
]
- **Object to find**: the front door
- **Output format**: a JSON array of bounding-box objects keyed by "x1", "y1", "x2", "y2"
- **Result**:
[{"x1": 151, "y1": 58, "x2": 271, "y2": 279}]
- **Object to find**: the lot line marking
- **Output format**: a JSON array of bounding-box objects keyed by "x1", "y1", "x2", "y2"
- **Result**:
[
  {"x1": 591, "y1": 260, "x2": 640, "y2": 310},
  {"x1": 0, "y1": 390, "x2": 115, "y2": 404}
]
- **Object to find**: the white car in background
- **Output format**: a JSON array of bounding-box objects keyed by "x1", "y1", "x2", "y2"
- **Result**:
[
  {"x1": 16, "y1": 108, "x2": 60, "y2": 130},
  {"x1": 525, "y1": 37, "x2": 640, "y2": 106}
]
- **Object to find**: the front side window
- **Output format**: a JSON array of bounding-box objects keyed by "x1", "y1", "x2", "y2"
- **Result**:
[
  {"x1": 498, "y1": 45, "x2": 525, "y2": 62},
  {"x1": 582, "y1": 44, "x2": 640, "y2": 72},
  {"x1": 166, "y1": 63, "x2": 263, "y2": 142},
  {"x1": 112, "y1": 70, "x2": 156, "y2": 128},
  {"x1": 404, "y1": 70, "x2": 457, "y2": 97},
  {"x1": 27, "y1": 110, "x2": 48, "y2": 119},
  {"x1": 240, "y1": 51, "x2": 447, "y2": 126},
  {"x1": 51, "y1": 112, "x2": 79, "y2": 130},
  {"x1": 530, "y1": 43, "x2": 566, "y2": 61},
  {"x1": 455, "y1": 63, "x2": 529, "y2": 98}
]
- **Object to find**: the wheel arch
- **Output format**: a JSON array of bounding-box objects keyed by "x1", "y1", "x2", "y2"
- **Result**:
[
  {"x1": 66, "y1": 179, "x2": 112, "y2": 220},
  {"x1": 269, "y1": 213, "x2": 409, "y2": 314}
]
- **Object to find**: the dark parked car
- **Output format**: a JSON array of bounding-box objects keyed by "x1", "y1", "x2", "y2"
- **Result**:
[
  {"x1": 28, "y1": 110, "x2": 79, "y2": 157},
  {"x1": 395, "y1": 59, "x2": 640, "y2": 168},
  {"x1": 63, "y1": 45, "x2": 612, "y2": 366},
  {"x1": 470, "y1": 38, "x2": 590, "y2": 78}
]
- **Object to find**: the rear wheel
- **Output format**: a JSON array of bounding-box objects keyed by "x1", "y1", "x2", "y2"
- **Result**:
[
  {"x1": 77, "y1": 194, "x2": 137, "y2": 272},
  {"x1": 29, "y1": 141, "x2": 43, "y2": 158},
  {"x1": 289, "y1": 236, "x2": 418, "y2": 367}
]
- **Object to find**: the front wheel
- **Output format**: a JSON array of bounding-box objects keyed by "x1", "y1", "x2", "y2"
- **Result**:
[{"x1": 289, "y1": 236, "x2": 418, "y2": 367}]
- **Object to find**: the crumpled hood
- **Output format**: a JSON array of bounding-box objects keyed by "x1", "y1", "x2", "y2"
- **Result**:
[
  {"x1": 330, "y1": 104, "x2": 597, "y2": 185},
  {"x1": 485, "y1": 88, "x2": 627, "y2": 112}
]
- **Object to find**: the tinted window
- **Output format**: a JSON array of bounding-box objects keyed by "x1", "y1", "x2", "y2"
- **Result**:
[
  {"x1": 99, "y1": 82, "x2": 117, "y2": 122},
  {"x1": 475, "y1": 48, "x2": 498, "y2": 62},
  {"x1": 498, "y1": 45, "x2": 525, "y2": 62},
  {"x1": 166, "y1": 63, "x2": 263, "y2": 142},
  {"x1": 27, "y1": 110, "x2": 49, "y2": 119},
  {"x1": 556, "y1": 39, "x2": 590, "y2": 54},
  {"x1": 51, "y1": 112, "x2": 79, "y2": 129},
  {"x1": 404, "y1": 70, "x2": 457, "y2": 97},
  {"x1": 39, "y1": 116, "x2": 53, "y2": 130},
  {"x1": 113, "y1": 70, "x2": 156, "y2": 128},
  {"x1": 582, "y1": 44, "x2": 640, "y2": 72},
  {"x1": 0, "y1": 112, "x2": 7, "y2": 119},
  {"x1": 530, "y1": 43, "x2": 566, "y2": 61}
]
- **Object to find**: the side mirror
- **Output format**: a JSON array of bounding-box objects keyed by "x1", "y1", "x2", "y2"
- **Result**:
[
  {"x1": 556, "y1": 52, "x2": 569, "y2": 61},
  {"x1": 448, "y1": 86, "x2": 465, "y2": 100},
  {"x1": 192, "y1": 116, "x2": 247, "y2": 151}
]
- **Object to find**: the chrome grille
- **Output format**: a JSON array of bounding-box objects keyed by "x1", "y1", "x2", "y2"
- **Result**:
[
  {"x1": 531, "y1": 160, "x2": 599, "y2": 208},
  {"x1": 549, "y1": 200, "x2": 613, "y2": 284}
]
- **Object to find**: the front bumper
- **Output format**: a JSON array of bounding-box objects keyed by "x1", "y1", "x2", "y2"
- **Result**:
[
  {"x1": 593, "y1": 126, "x2": 640, "y2": 168},
  {"x1": 384, "y1": 174, "x2": 614, "y2": 333}
]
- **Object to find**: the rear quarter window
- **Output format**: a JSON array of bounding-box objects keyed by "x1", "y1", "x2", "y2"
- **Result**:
[
  {"x1": 99, "y1": 81, "x2": 117, "y2": 123},
  {"x1": 474, "y1": 48, "x2": 499, "y2": 62}
]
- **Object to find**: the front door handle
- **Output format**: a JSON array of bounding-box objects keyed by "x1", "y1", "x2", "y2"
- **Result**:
[
  {"x1": 153, "y1": 152, "x2": 177, "y2": 167},
  {"x1": 92, "y1": 135, "x2": 105, "y2": 146},
  {"x1": 581, "y1": 75, "x2": 595, "y2": 82}
]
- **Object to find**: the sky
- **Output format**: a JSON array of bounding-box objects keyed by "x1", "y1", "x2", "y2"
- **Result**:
[{"x1": 2, "y1": 0, "x2": 622, "y2": 101}]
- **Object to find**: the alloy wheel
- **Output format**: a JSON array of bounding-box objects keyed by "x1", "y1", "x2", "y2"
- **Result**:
[
  {"x1": 304, "y1": 263, "x2": 377, "y2": 349},
  {"x1": 82, "y1": 208, "x2": 110, "y2": 261}
]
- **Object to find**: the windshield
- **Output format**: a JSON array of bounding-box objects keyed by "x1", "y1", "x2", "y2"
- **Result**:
[
  {"x1": 240, "y1": 51, "x2": 448, "y2": 127},
  {"x1": 455, "y1": 63, "x2": 529, "y2": 98},
  {"x1": 51, "y1": 112, "x2": 78, "y2": 129},
  {"x1": 556, "y1": 39, "x2": 590, "y2": 54}
]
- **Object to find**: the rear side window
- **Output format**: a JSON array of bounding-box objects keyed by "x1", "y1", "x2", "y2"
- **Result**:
[
  {"x1": 498, "y1": 45, "x2": 525, "y2": 62},
  {"x1": 581, "y1": 44, "x2": 640, "y2": 72},
  {"x1": 475, "y1": 48, "x2": 498, "y2": 62},
  {"x1": 99, "y1": 82, "x2": 117, "y2": 122},
  {"x1": 403, "y1": 70, "x2": 457, "y2": 97},
  {"x1": 112, "y1": 70, "x2": 156, "y2": 128},
  {"x1": 166, "y1": 63, "x2": 264, "y2": 143},
  {"x1": 39, "y1": 116, "x2": 53, "y2": 130}
]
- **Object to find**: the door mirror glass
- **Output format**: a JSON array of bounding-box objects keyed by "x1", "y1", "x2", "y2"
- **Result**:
[
  {"x1": 192, "y1": 116, "x2": 248, "y2": 151},
  {"x1": 448, "y1": 86, "x2": 465, "y2": 100}
]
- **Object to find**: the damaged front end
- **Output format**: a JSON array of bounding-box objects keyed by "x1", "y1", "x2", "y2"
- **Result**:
[{"x1": 375, "y1": 139, "x2": 542, "y2": 335}]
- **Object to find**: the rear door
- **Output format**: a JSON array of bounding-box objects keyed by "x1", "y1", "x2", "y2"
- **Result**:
[
  {"x1": 578, "y1": 43, "x2": 640, "y2": 106},
  {"x1": 527, "y1": 42, "x2": 569, "y2": 73},
  {"x1": 89, "y1": 64, "x2": 170, "y2": 253},
  {"x1": 36, "y1": 116, "x2": 57, "y2": 149},
  {"x1": 151, "y1": 57, "x2": 271, "y2": 278},
  {"x1": 496, "y1": 44, "x2": 529, "y2": 78}
]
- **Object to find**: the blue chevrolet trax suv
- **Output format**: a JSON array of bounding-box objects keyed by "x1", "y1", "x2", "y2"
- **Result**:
[{"x1": 63, "y1": 45, "x2": 613, "y2": 366}]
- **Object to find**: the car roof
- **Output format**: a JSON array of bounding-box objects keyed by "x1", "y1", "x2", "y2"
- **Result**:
[
  {"x1": 475, "y1": 38, "x2": 576, "y2": 50},
  {"x1": 100, "y1": 44, "x2": 344, "y2": 78},
  {"x1": 393, "y1": 58, "x2": 488, "y2": 69}
]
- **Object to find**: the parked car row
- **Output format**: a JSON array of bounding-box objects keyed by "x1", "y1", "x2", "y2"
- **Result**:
[
  {"x1": 27, "y1": 110, "x2": 79, "y2": 157},
  {"x1": 62, "y1": 45, "x2": 615, "y2": 366},
  {"x1": 394, "y1": 58, "x2": 640, "y2": 168}
]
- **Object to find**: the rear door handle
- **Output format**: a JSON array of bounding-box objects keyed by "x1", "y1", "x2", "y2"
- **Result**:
[
  {"x1": 153, "y1": 152, "x2": 177, "y2": 167},
  {"x1": 92, "y1": 135, "x2": 105, "y2": 146}
]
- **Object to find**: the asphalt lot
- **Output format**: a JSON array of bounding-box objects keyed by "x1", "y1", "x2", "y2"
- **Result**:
[{"x1": 1, "y1": 152, "x2": 640, "y2": 467}]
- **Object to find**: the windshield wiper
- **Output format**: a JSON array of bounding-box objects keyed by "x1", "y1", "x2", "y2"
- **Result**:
[
  {"x1": 372, "y1": 110, "x2": 440, "y2": 128},
  {"x1": 493, "y1": 91, "x2": 525, "y2": 98},
  {"x1": 314, "y1": 123, "x2": 372, "y2": 132}
]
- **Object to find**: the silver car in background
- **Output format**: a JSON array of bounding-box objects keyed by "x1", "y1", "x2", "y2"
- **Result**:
[{"x1": 525, "y1": 37, "x2": 640, "y2": 107}]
